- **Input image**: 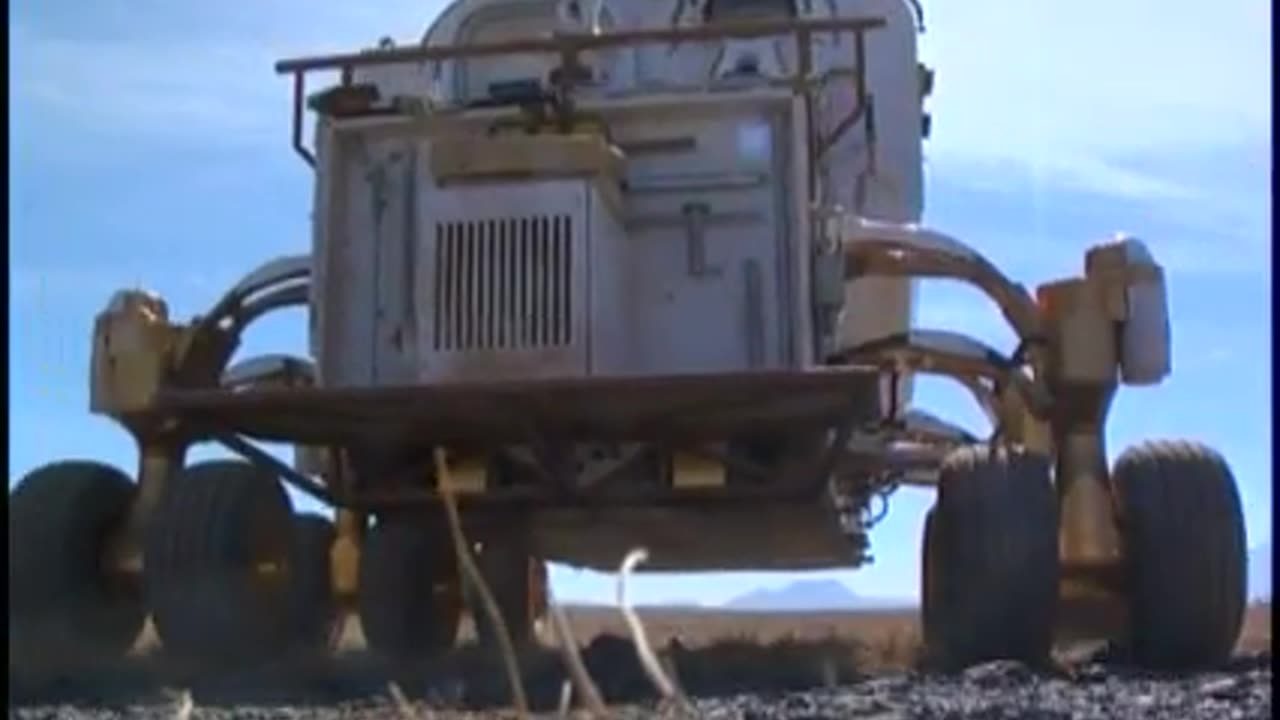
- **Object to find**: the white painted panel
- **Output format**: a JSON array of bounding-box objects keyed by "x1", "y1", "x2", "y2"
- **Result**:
[{"x1": 415, "y1": 178, "x2": 592, "y2": 382}]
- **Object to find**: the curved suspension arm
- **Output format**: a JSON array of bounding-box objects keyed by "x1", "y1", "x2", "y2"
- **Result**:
[
  {"x1": 840, "y1": 217, "x2": 1045, "y2": 350},
  {"x1": 899, "y1": 408, "x2": 980, "y2": 445},
  {"x1": 227, "y1": 283, "x2": 311, "y2": 335},
  {"x1": 198, "y1": 255, "x2": 312, "y2": 334},
  {"x1": 832, "y1": 328, "x2": 1051, "y2": 420},
  {"x1": 949, "y1": 374, "x2": 1001, "y2": 430},
  {"x1": 174, "y1": 255, "x2": 313, "y2": 382},
  {"x1": 221, "y1": 354, "x2": 316, "y2": 390}
]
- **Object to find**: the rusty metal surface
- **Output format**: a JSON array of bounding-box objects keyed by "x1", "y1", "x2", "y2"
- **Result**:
[{"x1": 159, "y1": 368, "x2": 881, "y2": 448}]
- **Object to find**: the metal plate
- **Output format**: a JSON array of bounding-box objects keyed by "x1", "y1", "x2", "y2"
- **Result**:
[{"x1": 161, "y1": 367, "x2": 881, "y2": 448}]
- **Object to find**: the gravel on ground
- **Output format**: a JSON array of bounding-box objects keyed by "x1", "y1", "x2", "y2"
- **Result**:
[{"x1": 9, "y1": 645, "x2": 1270, "y2": 720}]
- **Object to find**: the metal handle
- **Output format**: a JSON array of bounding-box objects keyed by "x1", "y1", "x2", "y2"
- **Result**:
[{"x1": 681, "y1": 202, "x2": 721, "y2": 278}]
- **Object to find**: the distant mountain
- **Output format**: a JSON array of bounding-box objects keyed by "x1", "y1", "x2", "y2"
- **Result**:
[
  {"x1": 560, "y1": 599, "x2": 710, "y2": 611},
  {"x1": 723, "y1": 579, "x2": 913, "y2": 612},
  {"x1": 1248, "y1": 543, "x2": 1271, "y2": 600},
  {"x1": 651, "y1": 599, "x2": 708, "y2": 610}
]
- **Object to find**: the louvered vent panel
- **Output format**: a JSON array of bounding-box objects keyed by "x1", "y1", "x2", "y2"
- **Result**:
[{"x1": 432, "y1": 215, "x2": 574, "y2": 351}]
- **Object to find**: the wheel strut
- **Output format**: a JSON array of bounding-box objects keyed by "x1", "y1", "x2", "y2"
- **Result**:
[
  {"x1": 331, "y1": 508, "x2": 365, "y2": 612},
  {"x1": 102, "y1": 439, "x2": 187, "y2": 579}
]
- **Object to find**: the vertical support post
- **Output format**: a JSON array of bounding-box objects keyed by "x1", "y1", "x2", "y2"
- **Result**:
[
  {"x1": 1052, "y1": 387, "x2": 1120, "y2": 570},
  {"x1": 104, "y1": 436, "x2": 188, "y2": 575},
  {"x1": 743, "y1": 259, "x2": 765, "y2": 368},
  {"x1": 134, "y1": 441, "x2": 186, "y2": 528},
  {"x1": 292, "y1": 71, "x2": 316, "y2": 168},
  {"x1": 1038, "y1": 278, "x2": 1128, "y2": 641},
  {"x1": 795, "y1": 29, "x2": 817, "y2": 206},
  {"x1": 853, "y1": 29, "x2": 867, "y2": 105},
  {"x1": 331, "y1": 508, "x2": 365, "y2": 609},
  {"x1": 1038, "y1": 279, "x2": 1124, "y2": 569}
]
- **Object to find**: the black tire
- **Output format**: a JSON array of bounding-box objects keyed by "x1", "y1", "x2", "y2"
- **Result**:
[
  {"x1": 144, "y1": 460, "x2": 294, "y2": 666},
  {"x1": 9, "y1": 461, "x2": 146, "y2": 670},
  {"x1": 358, "y1": 521, "x2": 462, "y2": 658},
  {"x1": 927, "y1": 445, "x2": 1059, "y2": 671},
  {"x1": 471, "y1": 542, "x2": 546, "y2": 649},
  {"x1": 286, "y1": 513, "x2": 339, "y2": 654},
  {"x1": 919, "y1": 507, "x2": 942, "y2": 662},
  {"x1": 1112, "y1": 439, "x2": 1247, "y2": 670}
]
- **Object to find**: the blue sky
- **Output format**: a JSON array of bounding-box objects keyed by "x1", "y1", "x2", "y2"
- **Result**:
[{"x1": 10, "y1": 1, "x2": 1271, "y2": 606}]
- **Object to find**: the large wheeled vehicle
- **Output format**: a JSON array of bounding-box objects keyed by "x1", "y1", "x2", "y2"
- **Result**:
[{"x1": 10, "y1": 0, "x2": 1247, "y2": 675}]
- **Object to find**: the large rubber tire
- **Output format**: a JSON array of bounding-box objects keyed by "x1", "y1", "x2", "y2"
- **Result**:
[
  {"x1": 471, "y1": 542, "x2": 547, "y2": 649},
  {"x1": 1112, "y1": 439, "x2": 1247, "y2": 670},
  {"x1": 926, "y1": 445, "x2": 1059, "y2": 671},
  {"x1": 144, "y1": 460, "x2": 294, "y2": 666},
  {"x1": 358, "y1": 521, "x2": 462, "y2": 659},
  {"x1": 9, "y1": 461, "x2": 146, "y2": 670},
  {"x1": 286, "y1": 513, "x2": 339, "y2": 654},
  {"x1": 919, "y1": 507, "x2": 943, "y2": 660}
]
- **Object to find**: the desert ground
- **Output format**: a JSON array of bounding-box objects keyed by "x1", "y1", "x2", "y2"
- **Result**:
[
  {"x1": 10, "y1": 603, "x2": 1272, "y2": 718},
  {"x1": 558, "y1": 600, "x2": 1273, "y2": 665},
  {"x1": 123, "y1": 598, "x2": 1268, "y2": 672}
]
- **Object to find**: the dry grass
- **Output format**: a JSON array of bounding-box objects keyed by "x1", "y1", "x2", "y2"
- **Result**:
[
  {"x1": 555, "y1": 605, "x2": 924, "y2": 672},
  {"x1": 318, "y1": 606, "x2": 906, "y2": 661},
  {"x1": 135, "y1": 601, "x2": 1270, "y2": 674},
  {"x1": 561, "y1": 601, "x2": 1272, "y2": 669},
  {"x1": 1237, "y1": 602, "x2": 1272, "y2": 655}
]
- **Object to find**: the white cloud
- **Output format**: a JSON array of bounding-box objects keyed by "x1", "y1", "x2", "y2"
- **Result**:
[
  {"x1": 12, "y1": 23, "x2": 280, "y2": 142},
  {"x1": 15, "y1": 0, "x2": 1269, "y2": 180},
  {"x1": 923, "y1": 154, "x2": 1270, "y2": 279},
  {"x1": 922, "y1": 0, "x2": 1271, "y2": 160},
  {"x1": 929, "y1": 152, "x2": 1198, "y2": 203},
  {"x1": 9, "y1": 2, "x2": 445, "y2": 146},
  {"x1": 915, "y1": 2, "x2": 1271, "y2": 282}
]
